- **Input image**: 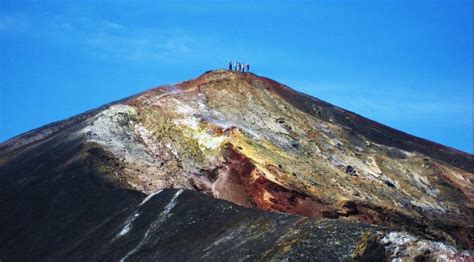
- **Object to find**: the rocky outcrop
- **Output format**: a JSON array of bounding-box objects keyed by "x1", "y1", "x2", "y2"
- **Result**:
[{"x1": 0, "y1": 70, "x2": 472, "y2": 260}]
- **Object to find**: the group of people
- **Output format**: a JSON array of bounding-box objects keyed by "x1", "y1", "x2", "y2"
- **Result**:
[{"x1": 229, "y1": 61, "x2": 250, "y2": 72}]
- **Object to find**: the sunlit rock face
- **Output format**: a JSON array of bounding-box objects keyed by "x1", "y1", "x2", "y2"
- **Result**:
[{"x1": 0, "y1": 70, "x2": 472, "y2": 260}]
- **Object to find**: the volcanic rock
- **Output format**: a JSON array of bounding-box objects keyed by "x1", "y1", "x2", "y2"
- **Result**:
[{"x1": 0, "y1": 70, "x2": 472, "y2": 260}]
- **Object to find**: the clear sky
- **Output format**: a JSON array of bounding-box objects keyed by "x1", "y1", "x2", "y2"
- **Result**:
[{"x1": 0, "y1": 0, "x2": 472, "y2": 153}]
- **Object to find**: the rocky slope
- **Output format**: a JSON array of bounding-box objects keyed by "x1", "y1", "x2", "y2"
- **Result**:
[{"x1": 0, "y1": 70, "x2": 472, "y2": 261}]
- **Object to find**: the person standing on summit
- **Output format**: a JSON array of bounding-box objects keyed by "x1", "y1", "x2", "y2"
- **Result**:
[{"x1": 227, "y1": 61, "x2": 249, "y2": 72}]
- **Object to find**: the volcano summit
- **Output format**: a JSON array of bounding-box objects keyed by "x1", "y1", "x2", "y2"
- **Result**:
[{"x1": 0, "y1": 70, "x2": 472, "y2": 261}]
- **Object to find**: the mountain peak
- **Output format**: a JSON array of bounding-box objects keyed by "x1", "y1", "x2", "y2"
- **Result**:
[{"x1": 1, "y1": 71, "x2": 472, "y2": 259}]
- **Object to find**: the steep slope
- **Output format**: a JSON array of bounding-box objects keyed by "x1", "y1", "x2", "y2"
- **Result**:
[{"x1": 0, "y1": 70, "x2": 472, "y2": 260}]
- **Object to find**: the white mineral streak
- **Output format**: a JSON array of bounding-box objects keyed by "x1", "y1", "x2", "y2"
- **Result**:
[
  {"x1": 120, "y1": 189, "x2": 184, "y2": 262},
  {"x1": 380, "y1": 231, "x2": 471, "y2": 261},
  {"x1": 116, "y1": 213, "x2": 140, "y2": 238},
  {"x1": 140, "y1": 190, "x2": 164, "y2": 206}
]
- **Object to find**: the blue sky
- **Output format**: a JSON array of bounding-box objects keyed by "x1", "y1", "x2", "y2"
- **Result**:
[{"x1": 0, "y1": 0, "x2": 472, "y2": 153}]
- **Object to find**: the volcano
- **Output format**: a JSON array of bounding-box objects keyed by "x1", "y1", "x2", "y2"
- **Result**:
[{"x1": 0, "y1": 70, "x2": 472, "y2": 261}]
